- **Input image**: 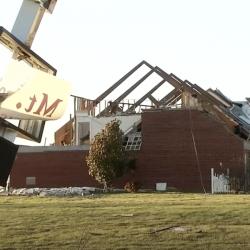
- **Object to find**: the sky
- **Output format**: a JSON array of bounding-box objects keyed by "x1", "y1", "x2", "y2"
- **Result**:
[{"x1": 0, "y1": 0, "x2": 250, "y2": 146}]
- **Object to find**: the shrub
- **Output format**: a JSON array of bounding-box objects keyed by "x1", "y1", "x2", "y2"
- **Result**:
[
  {"x1": 87, "y1": 119, "x2": 136, "y2": 188},
  {"x1": 124, "y1": 181, "x2": 142, "y2": 193}
]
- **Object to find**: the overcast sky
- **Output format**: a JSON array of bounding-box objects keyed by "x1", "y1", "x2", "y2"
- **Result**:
[{"x1": 0, "y1": 0, "x2": 250, "y2": 146}]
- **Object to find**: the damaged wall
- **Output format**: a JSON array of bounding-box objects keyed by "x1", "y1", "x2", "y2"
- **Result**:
[
  {"x1": 75, "y1": 113, "x2": 141, "y2": 144},
  {"x1": 54, "y1": 119, "x2": 73, "y2": 146},
  {"x1": 10, "y1": 110, "x2": 245, "y2": 192}
]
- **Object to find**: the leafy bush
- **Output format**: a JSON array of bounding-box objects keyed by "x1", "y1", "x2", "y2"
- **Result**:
[
  {"x1": 124, "y1": 181, "x2": 142, "y2": 193},
  {"x1": 87, "y1": 119, "x2": 136, "y2": 188}
]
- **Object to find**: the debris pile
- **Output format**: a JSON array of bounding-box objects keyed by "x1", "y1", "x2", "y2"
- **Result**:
[
  {"x1": 0, "y1": 186, "x2": 124, "y2": 197},
  {"x1": 0, "y1": 186, "x2": 5, "y2": 193}
]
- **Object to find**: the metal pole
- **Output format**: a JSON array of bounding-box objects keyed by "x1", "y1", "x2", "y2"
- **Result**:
[
  {"x1": 70, "y1": 114, "x2": 72, "y2": 145},
  {"x1": 5, "y1": 175, "x2": 10, "y2": 194},
  {"x1": 74, "y1": 97, "x2": 76, "y2": 145}
]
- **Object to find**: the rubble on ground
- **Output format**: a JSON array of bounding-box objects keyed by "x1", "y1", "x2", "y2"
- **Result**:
[
  {"x1": 0, "y1": 186, "x2": 125, "y2": 197},
  {"x1": 0, "y1": 186, "x2": 5, "y2": 193}
]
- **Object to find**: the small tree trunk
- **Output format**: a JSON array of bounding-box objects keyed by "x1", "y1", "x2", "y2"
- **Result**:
[{"x1": 106, "y1": 182, "x2": 113, "y2": 192}]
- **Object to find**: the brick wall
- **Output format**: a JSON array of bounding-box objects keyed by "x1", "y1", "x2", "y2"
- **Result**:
[
  {"x1": 11, "y1": 109, "x2": 245, "y2": 192},
  {"x1": 136, "y1": 109, "x2": 244, "y2": 192},
  {"x1": 11, "y1": 147, "x2": 139, "y2": 189},
  {"x1": 11, "y1": 149, "x2": 99, "y2": 188}
]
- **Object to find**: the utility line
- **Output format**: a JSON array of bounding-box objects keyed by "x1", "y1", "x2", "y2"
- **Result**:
[{"x1": 186, "y1": 94, "x2": 207, "y2": 193}]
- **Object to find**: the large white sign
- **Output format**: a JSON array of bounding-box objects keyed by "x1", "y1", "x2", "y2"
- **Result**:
[{"x1": 0, "y1": 60, "x2": 71, "y2": 120}]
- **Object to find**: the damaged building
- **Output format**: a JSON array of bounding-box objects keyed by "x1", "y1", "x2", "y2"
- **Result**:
[{"x1": 11, "y1": 61, "x2": 250, "y2": 192}]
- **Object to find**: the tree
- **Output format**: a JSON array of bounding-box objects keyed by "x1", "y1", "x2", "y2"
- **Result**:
[{"x1": 87, "y1": 119, "x2": 136, "y2": 188}]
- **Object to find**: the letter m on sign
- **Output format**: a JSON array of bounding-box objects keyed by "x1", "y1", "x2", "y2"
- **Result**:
[{"x1": 33, "y1": 93, "x2": 63, "y2": 117}]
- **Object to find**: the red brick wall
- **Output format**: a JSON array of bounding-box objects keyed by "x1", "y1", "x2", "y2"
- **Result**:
[
  {"x1": 11, "y1": 109, "x2": 245, "y2": 192},
  {"x1": 11, "y1": 148, "x2": 139, "y2": 189},
  {"x1": 136, "y1": 109, "x2": 244, "y2": 192},
  {"x1": 11, "y1": 151, "x2": 99, "y2": 188}
]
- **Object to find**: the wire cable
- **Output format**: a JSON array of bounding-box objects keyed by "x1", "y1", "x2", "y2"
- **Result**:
[{"x1": 186, "y1": 96, "x2": 207, "y2": 194}]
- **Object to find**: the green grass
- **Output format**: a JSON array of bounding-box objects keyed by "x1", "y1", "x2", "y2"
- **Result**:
[{"x1": 1, "y1": 193, "x2": 250, "y2": 249}]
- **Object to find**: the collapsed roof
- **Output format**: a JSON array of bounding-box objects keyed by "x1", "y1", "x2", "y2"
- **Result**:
[
  {"x1": 74, "y1": 60, "x2": 250, "y2": 139},
  {"x1": 56, "y1": 60, "x2": 250, "y2": 145}
]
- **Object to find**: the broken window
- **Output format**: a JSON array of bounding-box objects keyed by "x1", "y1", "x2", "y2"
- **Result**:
[{"x1": 124, "y1": 131, "x2": 142, "y2": 150}]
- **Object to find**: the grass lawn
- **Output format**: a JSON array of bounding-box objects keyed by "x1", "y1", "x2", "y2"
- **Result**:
[{"x1": 0, "y1": 193, "x2": 250, "y2": 250}]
